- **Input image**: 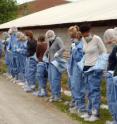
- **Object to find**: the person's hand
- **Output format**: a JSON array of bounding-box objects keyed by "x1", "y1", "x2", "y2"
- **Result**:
[
  {"x1": 71, "y1": 43, "x2": 75, "y2": 50},
  {"x1": 16, "y1": 48, "x2": 21, "y2": 52},
  {"x1": 7, "y1": 49, "x2": 11, "y2": 53},
  {"x1": 54, "y1": 52, "x2": 59, "y2": 58},
  {"x1": 43, "y1": 56, "x2": 48, "y2": 62}
]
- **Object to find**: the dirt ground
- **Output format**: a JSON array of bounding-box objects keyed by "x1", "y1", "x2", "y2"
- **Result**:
[{"x1": 0, "y1": 76, "x2": 78, "y2": 124}]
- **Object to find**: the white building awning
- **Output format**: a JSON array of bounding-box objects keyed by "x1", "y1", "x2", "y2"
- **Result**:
[{"x1": 0, "y1": 0, "x2": 117, "y2": 29}]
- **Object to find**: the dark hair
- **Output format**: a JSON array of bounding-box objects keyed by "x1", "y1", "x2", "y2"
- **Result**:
[
  {"x1": 25, "y1": 31, "x2": 34, "y2": 40},
  {"x1": 38, "y1": 35, "x2": 45, "y2": 42},
  {"x1": 80, "y1": 24, "x2": 91, "y2": 33}
]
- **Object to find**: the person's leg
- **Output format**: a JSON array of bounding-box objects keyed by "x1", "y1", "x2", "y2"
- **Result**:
[
  {"x1": 106, "y1": 72, "x2": 115, "y2": 118},
  {"x1": 15, "y1": 53, "x2": 20, "y2": 80},
  {"x1": 17, "y1": 54, "x2": 26, "y2": 85},
  {"x1": 25, "y1": 57, "x2": 29, "y2": 83},
  {"x1": 27, "y1": 58, "x2": 37, "y2": 86},
  {"x1": 11, "y1": 53, "x2": 19, "y2": 81},
  {"x1": 24, "y1": 58, "x2": 37, "y2": 92},
  {"x1": 10, "y1": 52, "x2": 15, "y2": 78},
  {"x1": 88, "y1": 70, "x2": 102, "y2": 115},
  {"x1": 85, "y1": 70, "x2": 102, "y2": 122},
  {"x1": 68, "y1": 77, "x2": 75, "y2": 108},
  {"x1": 70, "y1": 64, "x2": 86, "y2": 112},
  {"x1": 36, "y1": 62, "x2": 47, "y2": 96},
  {"x1": 106, "y1": 73, "x2": 117, "y2": 124},
  {"x1": 6, "y1": 50, "x2": 12, "y2": 77},
  {"x1": 49, "y1": 64, "x2": 61, "y2": 101},
  {"x1": 9, "y1": 51, "x2": 13, "y2": 77},
  {"x1": 20, "y1": 54, "x2": 26, "y2": 82},
  {"x1": 112, "y1": 103, "x2": 117, "y2": 124}
]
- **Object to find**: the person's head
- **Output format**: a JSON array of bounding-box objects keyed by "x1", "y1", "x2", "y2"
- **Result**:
[
  {"x1": 114, "y1": 27, "x2": 117, "y2": 36},
  {"x1": 38, "y1": 35, "x2": 45, "y2": 43},
  {"x1": 45, "y1": 30, "x2": 56, "y2": 42},
  {"x1": 68, "y1": 25, "x2": 82, "y2": 40},
  {"x1": 103, "y1": 29, "x2": 117, "y2": 45},
  {"x1": 17, "y1": 32, "x2": 27, "y2": 42},
  {"x1": 68, "y1": 26, "x2": 78, "y2": 38},
  {"x1": 80, "y1": 24, "x2": 91, "y2": 37},
  {"x1": 2, "y1": 32, "x2": 10, "y2": 40},
  {"x1": 25, "y1": 31, "x2": 34, "y2": 40},
  {"x1": 8, "y1": 26, "x2": 18, "y2": 35}
]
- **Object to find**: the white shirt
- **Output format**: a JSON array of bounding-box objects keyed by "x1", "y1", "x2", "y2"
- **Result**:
[{"x1": 83, "y1": 35, "x2": 107, "y2": 66}]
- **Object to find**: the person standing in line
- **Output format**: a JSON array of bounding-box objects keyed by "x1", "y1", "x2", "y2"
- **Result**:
[
  {"x1": 80, "y1": 24, "x2": 107, "y2": 122},
  {"x1": 2, "y1": 32, "x2": 11, "y2": 78},
  {"x1": 7, "y1": 27, "x2": 19, "y2": 82},
  {"x1": 44, "y1": 30, "x2": 65, "y2": 102},
  {"x1": 24, "y1": 31, "x2": 37, "y2": 92},
  {"x1": 15, "y1": 32, "x2": 28, "y2": 85},
  {"x1": 0, "y1": 38, "x2": 3, "y2": 69},
  {"x1": 67, "y1": 25, "x2": 86, "y2": 118},
  {"x1": 104, "y1": 28, "x2": 117, "y2": 124},
  {"x1": 33, "y1": 35, "x2": 48, "y2": 97}
]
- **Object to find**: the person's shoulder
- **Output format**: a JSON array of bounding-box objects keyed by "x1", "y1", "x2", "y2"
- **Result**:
[
  {"x1": 113, "y1": 45, "x2": 117, "y2": 51},
  {"x1": 33, "y1": 39, "x2": 37, "y2": 43},
  {"x1": 78, "y1": 41, "x2": 83, "y2": 49},
  {"x1": 93, "y1": 35, "x2": 101, "y2": 40},
  {"x1": 56, "y1": 36, "x2": 62, "y2": 42},
  {"x1": 38, "y1": 42, "x2": 47, "y2": 46},
  {"x1": 93, "y1": 35, "x2": 103, "y2": 43}
]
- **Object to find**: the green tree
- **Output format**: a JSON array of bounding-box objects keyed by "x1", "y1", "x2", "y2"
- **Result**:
[{"x1": 0, "y1": 0, "x2": 18, "y2": 24}]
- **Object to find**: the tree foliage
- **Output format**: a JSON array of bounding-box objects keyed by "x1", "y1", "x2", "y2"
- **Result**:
[{"x1": 0, "y1": 0, "x2": 18, "y2": 24}]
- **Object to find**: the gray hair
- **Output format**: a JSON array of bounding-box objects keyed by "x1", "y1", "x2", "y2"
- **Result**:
[
  {"x1": 45, "y1": 30, "x2": 56, "y2": 41},
  {"x1": 8, "y1": 26, "x2": 18, "y2": 34},
  {"x1": 2, "y1": 32, "x2": 10, "y2": 39},
  {"x1": 103, "y1": 29, "x2": 117, "y2": 43}
]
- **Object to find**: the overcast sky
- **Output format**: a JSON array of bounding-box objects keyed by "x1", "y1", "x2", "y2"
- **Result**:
[{"x1": 17, "y1": 0, "x2": 78, "y2": 4}]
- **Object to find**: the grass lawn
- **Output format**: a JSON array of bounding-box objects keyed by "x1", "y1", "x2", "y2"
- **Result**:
[{"x1": 0, "y1": 57, "x2": 7, "y2": 74}]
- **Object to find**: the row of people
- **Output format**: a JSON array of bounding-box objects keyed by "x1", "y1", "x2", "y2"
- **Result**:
[{"x1": 1, "y1": 25, "x2": 117, "y2": 124}]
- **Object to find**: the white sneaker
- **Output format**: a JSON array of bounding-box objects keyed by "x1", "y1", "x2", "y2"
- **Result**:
[
  {"x1": 69, "y1": 100, "x2": 75, "y2": 108},
  {"x1": 17, "y1": 82, "x2": 25, "y2": 86},
  {"x1": 79, "y1": 112, "x2": 90, "y2": 119},
  {"x1": 106, "y1": 121, "x2": 117, "y2": 124},
  {"x1": 24, "y1": 86, "x2": 33, "y2": 92},
  {"x1": 30, "y1": 85, "x2": 36, "y2": 90},
  {"x1": 49, "y1": 96, "x2": 62, "y2": 102},
  {"x1": 84, "y1": 115, "x2": 99, "y2": 122},
  {"x1": 10, "y1": 78, "x2": 15, "y2": 82},
  {"x1": 3, "y1": 73, "x2": 8, "y2": 77},
  {"x1": 12, "y1": 79, "x2": 17, "y2": 84},
  {"x1": 69, "y1": 107, "x2": 77, "y2": 114},
  {"x1": 8, "y1": 76, "x2": 12, "y2": 80}
]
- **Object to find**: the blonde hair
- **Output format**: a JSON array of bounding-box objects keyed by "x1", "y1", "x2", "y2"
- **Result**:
[
  {"x1": 68, "y1": 25, "x2": 82, "y2": 39},
  {"x1": 17, "y1": 32, "x2": 27, "y2": 42}
]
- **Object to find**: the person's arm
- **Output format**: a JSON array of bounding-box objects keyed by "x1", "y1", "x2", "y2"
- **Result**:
[
  {"x1": 97, "y1": 36, "x2": 107, "y2": 54},
  {"x1": 72, "y1": 43, "x2": 84, "y2": 62},
  {"x1": 55, "y1": 37, "x2": 65, "y2": 57},
  {"x1": 44, "y1": 42, "x2": 49, "y2": 57},
  {"x1": 7, "y1": 38, "x2": 11, "y2": 51},
  {"x1": 108, "y1": 46, "x2": 117, "y2": 71}
]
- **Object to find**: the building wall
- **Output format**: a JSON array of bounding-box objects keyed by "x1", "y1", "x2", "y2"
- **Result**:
[
  {"x1": 27, "y1": 25, "x2": 113, "y2": 51},
  {"x1": 0, "y1": 25, "x2": 114, "y2": 51}
]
